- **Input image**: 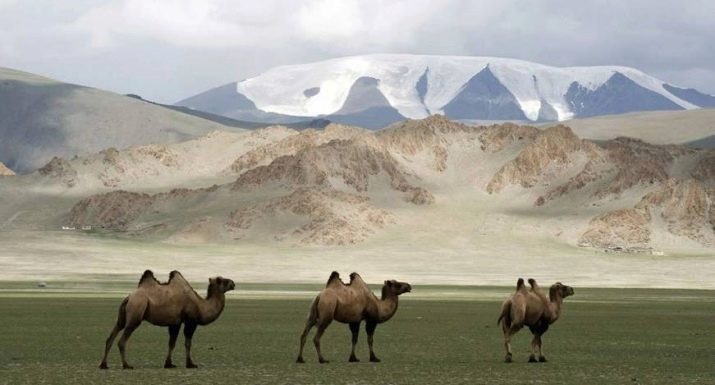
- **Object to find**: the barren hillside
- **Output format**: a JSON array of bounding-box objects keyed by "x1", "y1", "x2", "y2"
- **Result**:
[{"x1": 1, "y1": 115, "x2": 713, "y2": 253}]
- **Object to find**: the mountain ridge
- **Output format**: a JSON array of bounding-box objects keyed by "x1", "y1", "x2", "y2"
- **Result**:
[
  {"x1": 3, "y1": 115, "x2": 712, "y2": 252},
  {"x1": 177, "y1": 54, "x2": 711, "y2": 128}
]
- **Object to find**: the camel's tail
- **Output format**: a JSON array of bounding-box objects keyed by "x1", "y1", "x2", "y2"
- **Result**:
[
  {"x1": 497, "y1": 300, "x2": 512, "y2": 327},
  {"x1": 116, "y1": 297, "x2": 129, "y2": 329},
  {"x1": 306, "y1": 295, "x2": 320, "y2": 324}
]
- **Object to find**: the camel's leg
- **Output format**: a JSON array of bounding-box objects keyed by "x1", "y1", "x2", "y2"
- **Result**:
[
  {"x1": 348, "y1": 322, "x2": 361, "y2": 362},
  {"x1": 502, "y1": 323, "x2": 522, "y2": 363},
  {"x1": 529, "y1": 333, "x2": 539, "y2": 363},
  {"x1": 528, "y1": 321, "x2": 549, "y2": 362},
  {"x1": 366, "y1": 321, "x2": 380, "y2": 363},
  {"x1": 99, "y1": 323, "x2": 123, "y2": 369},
  {"x1": 184, "y1": 322, "x2": 198, "y2": 368},
  {"x1": 296, "y1": 317, "x2": 316, "y2": 363},
  {"x1": 313, "y1": 320, "x2": 332, "y2": 364},
  {"x1": 100, "y1": 297, "x2": 128, "y2": 369},
  {"x1": 164, "y1": 324, "x2": 181, "y2": 368},
  {"x1": 536, "y1": 334, "x2": 547, "y2": 362},
  {"x1": 118, "y1": 321, "x2": 141, "y2": 369}
]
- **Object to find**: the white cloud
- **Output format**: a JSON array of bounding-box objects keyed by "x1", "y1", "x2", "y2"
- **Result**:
[
  {"x1": 1, "y1": 0, "x2": 714, "y2": 102},
  {"x1": 72, "y1": 0, "x2": 293, "y2": 48},
  {"x1": 297, "y1": 0, "x2": 365, "y2": 41}
]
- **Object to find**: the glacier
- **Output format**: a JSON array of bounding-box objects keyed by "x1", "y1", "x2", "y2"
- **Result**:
[{"x1": 235, "y1": 54, "x2": 698, "y2": 122}]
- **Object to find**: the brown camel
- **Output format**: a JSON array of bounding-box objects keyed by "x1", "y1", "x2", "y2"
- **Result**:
[
  {"x1": 497, "y1": 278, "x2": 574, "y2": 363},
  {"x1": 296, "y1": 272, "x2": 412, "y2": 363},
  {"x1": 99, "y1": 270, "x2": 235, "y2": 369}
]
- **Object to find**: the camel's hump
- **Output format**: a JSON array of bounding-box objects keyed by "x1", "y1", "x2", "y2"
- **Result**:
[
  {"x1": 138, "y1": 270, "x2": 157, "y2": 287},
  {"x1": 169, "y1": 270, "x2": 184, "y2": 281},
  {"x1": 326, "y1": 271, "x2": 343, "y2": 287}
]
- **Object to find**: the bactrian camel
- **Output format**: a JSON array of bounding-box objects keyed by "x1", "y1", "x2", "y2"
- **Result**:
[
  {"x1": 497, "y1": 278, "x2": 574, "y2": 363},
  {"x1": 296, "y1": 272, "x2": 412, "y2": 363},
  {"x1": 99, "y1": 270, "x2": 235, "y2": 369}
]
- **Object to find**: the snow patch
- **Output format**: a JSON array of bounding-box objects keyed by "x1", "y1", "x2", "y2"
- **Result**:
[{"x1": 236, "y1": 54, "x2": 696, "y2": 121}]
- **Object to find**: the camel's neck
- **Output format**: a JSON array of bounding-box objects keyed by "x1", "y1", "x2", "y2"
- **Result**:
[
  {"x1": 375, "y1": 292, "x2": 399, "y2": 323},
  {"x1": 547, "y1": 294, "x2": 564, "y2": 324},
  {"x1": 197, "y1": 286, "x2": 225, "y2": 325}
]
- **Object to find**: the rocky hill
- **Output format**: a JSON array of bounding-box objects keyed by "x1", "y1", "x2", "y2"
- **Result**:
[{"x1": 2, "y1": 115, "x2": 712, "y2": 252}]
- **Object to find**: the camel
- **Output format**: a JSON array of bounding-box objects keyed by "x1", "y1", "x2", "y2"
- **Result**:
[
  {"x1": 296, "y1": 271, "x2": 412, "y2": 363},
  {"x1": 99, "y1": 270, "x2": 235, "y2": 369},
  {"x1": 497, "y1": 278, "x2": 574, "y2": 363}
]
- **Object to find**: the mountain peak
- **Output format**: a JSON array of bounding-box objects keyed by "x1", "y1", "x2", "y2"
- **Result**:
[{"x1": 178, "y1": 54, "x2": 707, "y2": 129}]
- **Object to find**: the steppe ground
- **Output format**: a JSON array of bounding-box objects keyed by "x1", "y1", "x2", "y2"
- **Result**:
[{"x1": 1, "y1": 283, "x2": 713, "y2": 384}]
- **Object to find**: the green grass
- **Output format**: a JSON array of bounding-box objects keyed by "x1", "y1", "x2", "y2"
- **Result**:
[{"x1": 0, "y1": 287, "x2": 713, "y2": 384}]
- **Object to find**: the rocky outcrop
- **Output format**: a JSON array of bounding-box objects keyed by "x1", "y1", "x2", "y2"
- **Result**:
[
  {"x1": 578, "y1": 208, "x2": 651, "y2": 250},
  {"x1": 226, "y1": 187, "x2": 394, "y2": 245},
  {"x1": 232, "y1": 136, "x2": 434, "y2": 204},
  {"x1": 68, "y1": 186, "x2": 218, "y2": 231},
  {"x1": 537, "y1": 159, "x2": 606, "y2": 204},
  {"x1": 226, "y1": 124, "x2": 362, "y2": 174},
  {"x1": 578, "y1": 178, "x2": 715, "y2": 250},
  {"x1": 69, "y1": 190, "x2": 155, "y2": 231},
  {"x1": 638, "y1": 179, "x2": 715, "y2": 246},
  {"x1": 594, "y1": 138, "x2": 692, "y2": 197},
  {"x1": 0, "y1": 161, "x2": 15, "y2": 176},
  {"x1": 132, "y1": 145, "x2": 179, "y2": 167},
  {"x1": 478, "y1": 123, "x2": 539, "y2": 153},
  {"x1": 38, "y1": 157, "x2": 78, "y2": 187},
  {"x1": 378, "y1": 115, "x2": 476, "y2": 172},
  {"x1": 487, "y1": 125, "x2": 603, "y2": 193},
  {"x1": 692, "y1": 150, "x2": 715, "y2": 184}
]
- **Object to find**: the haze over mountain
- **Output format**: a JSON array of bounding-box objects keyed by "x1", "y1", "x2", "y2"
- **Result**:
[
  {"x1": 177, "y1": 54, "x2": 715, "y2": 129},
  {"x1": 0, "y1": 67, "x2": 334, "y2": 173},
  {"x1": 0, "y1": 67, "x2": 249, "y2": 173}
]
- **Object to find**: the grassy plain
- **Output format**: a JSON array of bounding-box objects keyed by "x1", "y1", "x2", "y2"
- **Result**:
[{"x1": 0, "y1": 285, "x2": 713, "y2": 384}]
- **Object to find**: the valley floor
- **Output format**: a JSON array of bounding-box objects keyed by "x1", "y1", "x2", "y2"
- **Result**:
[
  {"x1": 0, "y1": 287, "x2": 713, "y2": 384},
  {"x1": 1, "y1": 230, "x2": 714, "y2": 289}
]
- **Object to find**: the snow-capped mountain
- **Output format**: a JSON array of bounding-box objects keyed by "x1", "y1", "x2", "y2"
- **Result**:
[{"x1": 177, "y1": 54, "x2": 715, "y2": 129}]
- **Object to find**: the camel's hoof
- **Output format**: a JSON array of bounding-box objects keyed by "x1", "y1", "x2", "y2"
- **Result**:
[
  {"x1": 164, "y1": 362, "x2": 176, "y2": 369},
  {"x1": 186, "y1": 363, "x2": 198, "y2": 369},
  {"x1": 122, "y1": 364, "x2": 134, "y2": 370},
  {"x1": 319, "y1": 358, "x2": 330, "y2": 364},
  {"x1": 539, "y1": 356, "x2": 548, "y2": 363},
  {"x1": 296, "y1": 357, "x2": 305, "y2": 364},
  {"x1": 349, "y1": 356, "x2": 360, "y2": 363},
  {"x1": 504, "y1": 354, "x2": 513, "y2": 363},
  {"x1": 369, "y1": 356, "x2": 381, "y2": 363},
  {"x1": 528, "y1": 355, "x2": 538, "y2": 363},
  {"x1": 99, "y1": 362, "x2": 108, "y2": 370}
]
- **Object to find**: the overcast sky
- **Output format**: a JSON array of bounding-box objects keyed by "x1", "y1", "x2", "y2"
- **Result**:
[{"x1": 1, "y1": 0, "x2": 713, "y2": 103}]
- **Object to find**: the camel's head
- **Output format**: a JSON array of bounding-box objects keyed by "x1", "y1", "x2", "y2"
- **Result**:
[
  {"x1": 550, "y1": 282, "x2": 574, "y2": 298},
  {"x1": 210, "y1": 276, "x2": 236, "y2": 293},
  {"x1": 383, "y1": 279, "x2": 412, "y2": 296}
]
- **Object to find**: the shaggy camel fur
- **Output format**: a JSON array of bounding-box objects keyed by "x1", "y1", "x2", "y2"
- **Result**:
[
  {"x1": 99, "y1": 270, "x2": 235, "y2": 369},
  {"x1": 497, "y1": 278, "x2": 574, "y2": 363},
  {"x1": 296, "y1": 272, "x2": 412, "y2": 363}
]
